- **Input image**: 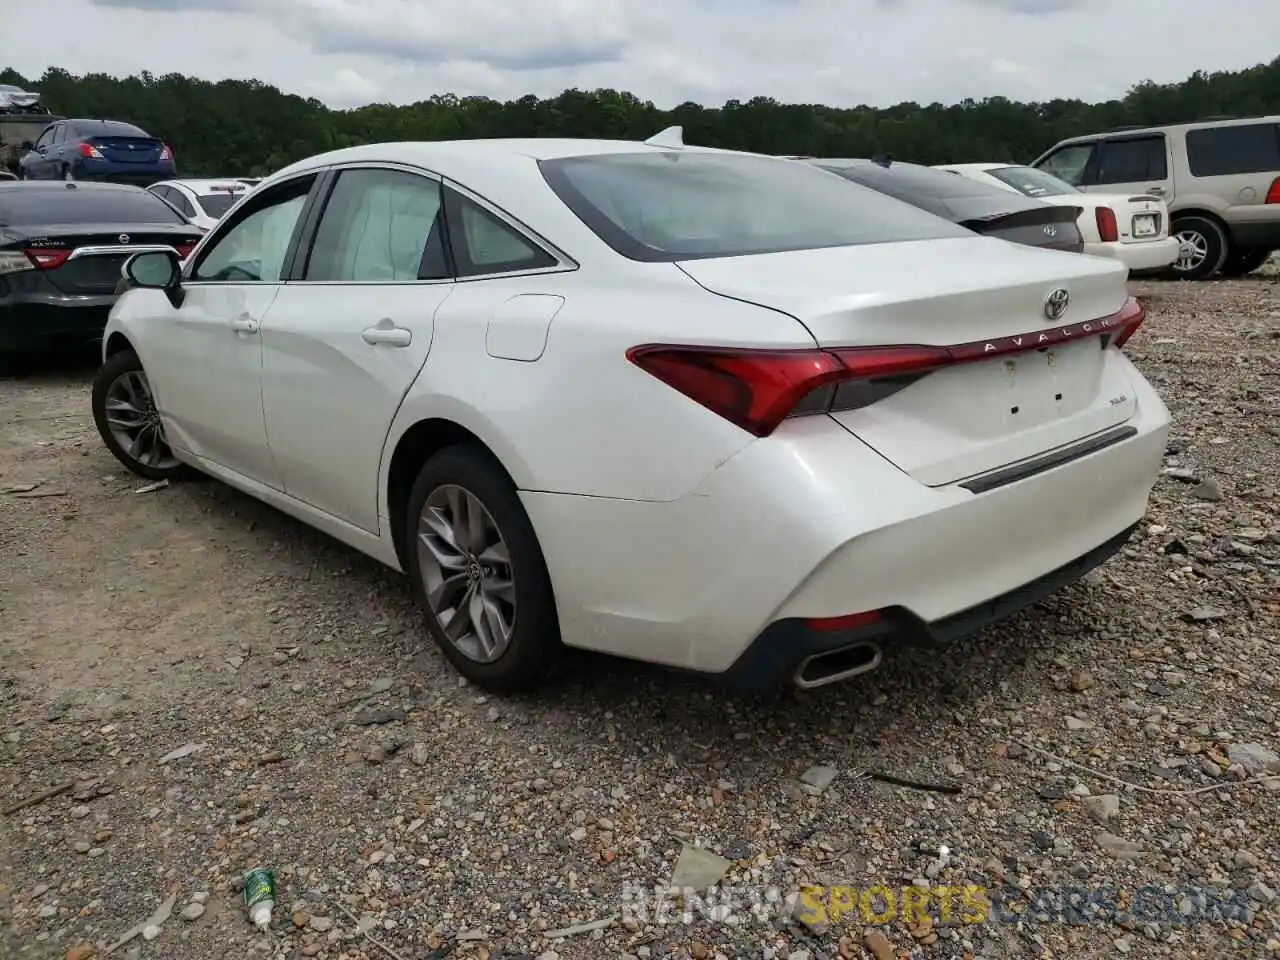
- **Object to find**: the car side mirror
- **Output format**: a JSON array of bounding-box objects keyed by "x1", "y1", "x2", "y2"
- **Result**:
[{"x1": 123, "y1": 249, "x2": 185, "y2": 308}]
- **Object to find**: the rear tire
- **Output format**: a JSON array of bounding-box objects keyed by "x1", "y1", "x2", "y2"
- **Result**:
[
  {"x1": 91, "y1": 349, "x2": 197, "y2": 482},
  {"x1": 1168, "y1": 215, "x2": 1228, "y2": 281},
  {"x1": 62, "y1": 166, "x2": 75, "y2": 181},
  {"x1": 1218, "y1": 246, "x2": 1271, "y2": 278},
  {"x1": 403, "y1": 445, "x2": 561, "y2": 693}
]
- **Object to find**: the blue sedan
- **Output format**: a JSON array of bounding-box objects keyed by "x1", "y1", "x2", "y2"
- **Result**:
[{"x1": 19, "y1": 118, "x2": 176, "y2": 184}]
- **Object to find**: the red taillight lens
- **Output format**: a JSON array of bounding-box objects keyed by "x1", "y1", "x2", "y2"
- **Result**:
[
  {"x1": 77, "y1": 143, "x2": 103, "y2": 159},
  {"x1": 24, "y1": 248, "x2": 71, "y2": 270},
  {"x1": 1109, "y1": 296, "x2": 1146, "y2": 349},
  {"x1": 175, "y1": 242, "x2": 195, "y2": 259},
  {"x1": 1265, "y1": 177, "x2": 1280, "y2": 205},
  {"x1": 160, "y1": 144, "x2": 174, "y2": 162},
  {"x1": 1095, "y1": 207, "x2": 1119, "y2": 242},
  {"x1": 629, "y1": 297, "x2": 1147, "y2": 437}
]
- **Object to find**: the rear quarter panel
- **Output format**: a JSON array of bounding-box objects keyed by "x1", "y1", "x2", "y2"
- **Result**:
[{"x1": 386, "y1": 261, "x2": 820, "y2": 505}]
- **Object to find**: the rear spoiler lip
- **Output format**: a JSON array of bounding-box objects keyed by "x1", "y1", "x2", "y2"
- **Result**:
[{"x1": 959, "y1": 204, "x2": 1083, "y2": 231}]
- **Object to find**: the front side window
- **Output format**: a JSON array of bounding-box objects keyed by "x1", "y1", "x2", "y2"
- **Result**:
[
  {"x1": 192, "y1": 176, "x2": 314, "y2": 283},
  {"x1": 540, "y1": 151, "x2": 969, "y2": 262},
  {"x1": 304, "y1": 168, "x2": 447, "y2": 282},
  {"x1": 34, "y1": 125, "x2": 55, "y2": 149},
  {"x1": 985, "y1": 165, "x2": 1080, "y2": 198},
  {"x1": 1035, "y1": 144, "x2": 1095, "y2": 185}
]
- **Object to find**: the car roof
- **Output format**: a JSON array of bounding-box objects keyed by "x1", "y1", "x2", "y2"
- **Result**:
[
  {"x1": 154, "y1": 178, "x2": 254, "y2": 194},
  {"x1": 937, "y1": 162, "x2": 1020, "y2": 173},
  {"x1": 0, "y1": 180, "x2": 147, "y2": 194}
]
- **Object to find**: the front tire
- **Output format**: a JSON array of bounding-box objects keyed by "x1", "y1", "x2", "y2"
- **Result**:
[
  {"x1": 91, "y1": 349, "x2": 194, "y2": 481},
  {"x1": 403, "y1": 445, "x2": 561, "y2": 693},
  {"x1": 1218, "y1": 246, "x2": 1271, "y2": 278},
  {"x1": 1168, "y1": 215, "x2": 1228, "y2": 281}
]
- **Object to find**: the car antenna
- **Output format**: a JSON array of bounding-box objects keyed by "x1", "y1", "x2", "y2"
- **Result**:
[
  {"x1": 872, "y1": 153, "x2": 892, "y2": 168},
  {"x1": 644, "y1": 126, "x2": 684, "y2": 149}
]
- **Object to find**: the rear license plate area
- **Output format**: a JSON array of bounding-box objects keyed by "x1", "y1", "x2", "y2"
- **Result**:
[{"x1": 1132, "y1": 214, "x2": 1158, "y2": 238}]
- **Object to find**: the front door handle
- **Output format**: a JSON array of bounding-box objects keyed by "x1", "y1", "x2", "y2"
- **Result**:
[
  {"x1": 361, "y1": 319, "x2": 412, "y2": 347},
  {"x1": 1146, "y1": 186, "x2": 1165, "y2": 194},
  {"x1": 230, "y1": 314, "x2": 259, "y2": 334}
]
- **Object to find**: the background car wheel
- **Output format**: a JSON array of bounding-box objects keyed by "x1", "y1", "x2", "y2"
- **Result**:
[
  {"x1": 1218, "y1": 246, "x2": 1272, "y2": 278},
  {"x1": 404, "y1": 445, "x2": 561, "y2": 693},
  {"x1": 91, "y1": 349, "x2": 195, "y2": 481},
  {"x1": 1168, "y1": 216, "x2": 1228, "y2": 281},
  {"x1": 62, "y1": 166, "x2": 75, "y2": 181}
]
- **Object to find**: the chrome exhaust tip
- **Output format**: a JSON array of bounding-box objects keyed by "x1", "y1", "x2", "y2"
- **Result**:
[{"x1": 793, "y1": 642, "x2": 883, "y2": 689}]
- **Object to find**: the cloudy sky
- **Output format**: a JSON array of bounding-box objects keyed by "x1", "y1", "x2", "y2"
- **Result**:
[{"x1": 4, "y1": 0, "x2": 1278, "y2": 110}]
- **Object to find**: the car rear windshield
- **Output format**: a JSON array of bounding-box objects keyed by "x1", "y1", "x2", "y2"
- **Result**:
[
  {"x1": 0, "y1": 188, "x2": 187, "y2": 226},
  {"x1": 822, "y1": 161, "x2": 1013, "y2": 200},
  {"x1": 985, "y1": 166, "x2": 1079, "y2": 198},
  {"x1": 196, "y1": 191, "x2": 243, "y2": 217},
  {"x1": 538, "y1": 151, "x2": 969, "y2": 261},
  {"x1": 74, "y1": 121, "x2": 151, "y2": 139}
]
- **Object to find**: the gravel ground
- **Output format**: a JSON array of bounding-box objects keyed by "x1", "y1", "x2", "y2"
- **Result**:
[{"x1": 1, "y1": 268, "x2": 1277, "y2": 960}]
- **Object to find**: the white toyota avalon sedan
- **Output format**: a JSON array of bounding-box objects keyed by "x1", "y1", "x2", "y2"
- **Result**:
[{"x1": 92, "y1": 130, "x2": 1171, "y2": 694}]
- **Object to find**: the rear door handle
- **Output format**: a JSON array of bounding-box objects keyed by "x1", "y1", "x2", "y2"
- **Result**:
[
  {"x1": 1146, "y1": 186, "x2": 1165, "y2": 194},
  {"x1": 230, "y1": 314, "x2": 259, "y2": 334},
  {"x1": 361, "y1": 320, "x2": 412, "y2": 347}
]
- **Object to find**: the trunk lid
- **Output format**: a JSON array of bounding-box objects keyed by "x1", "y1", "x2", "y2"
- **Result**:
[
  {"x1": 1087, "y1": 193, "x2": 1169, "y2": 242},
  {"x1": 26, "y1": 222, "x2": 201, "y2": 295},
  {"x1": 954, "y1": 202, "x2": 1084, "y2": 253},
  {"x1": 89, "y1": 135, "x2": 163, "y2": 164},
  {"x1": 677, "y1": 236, "x2": 1139, "y2": 487}
]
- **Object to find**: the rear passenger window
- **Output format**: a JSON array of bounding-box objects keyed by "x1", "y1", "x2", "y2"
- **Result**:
[
  {"x1": 1092, "y1": 136, "x2": 1167, "y2": 184},
  {"x1": 444, "y1": 189, "x2": 557, "y2": 278},
  {"x1": 305, "y1": 168, "x2": 448, "y2": 282},
  {"x1": 1186, "y1": 123, "x2": 1280, "y2": 177}
]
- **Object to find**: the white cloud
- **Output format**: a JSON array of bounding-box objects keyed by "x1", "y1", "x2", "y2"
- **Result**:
[{"x1": 5, "y1": 0, "x2": 1278, "y2": 110}]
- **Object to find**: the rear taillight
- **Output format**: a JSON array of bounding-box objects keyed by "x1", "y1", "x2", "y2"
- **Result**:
[
  {"x1": 78, "y1": 143, "x2": 103, "y2": 159},
  {"x1": 175, "y1": 242, "x2": 196, "y2": 259},
  {"x1": 628, "y1": 296, "x2": 1147, "y2": 437},
  {"x1": 1265, "y1": 177, "x2": 1280, "y2": 205},
  {"x1": 24, "y1": 248, "x2": 71, "y2": 270},
  {"x1": 1109, "y1": 296, "x2": 1146, "y2": 349},
  {"x1": 160, "y1": 144, "x2": 174, "y2": 162},
  {"x1": 1095, "y1": 207, "x2": 1119, "y2": 242}
]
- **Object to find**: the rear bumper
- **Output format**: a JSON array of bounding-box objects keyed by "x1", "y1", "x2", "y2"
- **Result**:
[
  {"x1": 71, "y1": 160, "x2": 175, "y2": 185},
  {"x1": 1084, "y1": 236, "x2": 1180, "y2": 272},
  {"x1": 1224, "y1": 219, "x2": 1280, "y2": 250},
  {"x1": 0, "y1": 296, "x2": 114, "y2": 352},
  {"x1": 724, "y1": 522, "x2": 1138, "y2": 691},
  {"x1": 521, "y1": 362, "x2": 1171, "y2": 681}
]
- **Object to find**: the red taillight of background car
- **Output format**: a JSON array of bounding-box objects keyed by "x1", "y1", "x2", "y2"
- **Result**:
[
  {"x1": 174, "y1": 242, "x2": 196, "y2": 260},
  {"x1": 1095, "y1": 207, "x2": 1119, "y2": 243},
  {"x1": 1265, "y1": 177, "x2": 1280, "y2": 204},
  {"x1": 160, "y1": 144, "x2": 174, "y2": 162},
  {"x1": 24, "y1": 247, "x2": 72, "y2": 269},
  {"x1": 628, "y1": 297, "x2": 1147, "y2": 437},
  {"x1": 78, "y1": 143, "x2": 103, "y2": 159}
]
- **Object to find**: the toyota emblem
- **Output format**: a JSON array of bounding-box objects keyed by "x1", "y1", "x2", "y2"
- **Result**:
[
  {"x1": 1043, "y1": 287, "x2": 1070, "y2": 321},
  {"x1": 1042, "y1": 225, "x2": 1058, "y2": 238},
  {"x1": 118, "y1": 233, "x2": 130, "y2": 244}
]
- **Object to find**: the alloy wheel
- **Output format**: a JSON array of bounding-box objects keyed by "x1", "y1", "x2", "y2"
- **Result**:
[
  {"x1": 103, "y1": 369, "x2": 179, "y2": 470},
  {"x1": 416, "y1": 484, "x2": 517, "y2": 663},
  {"x1": 1173, "y1": 228, "x2": 1208, "y2": 274}
]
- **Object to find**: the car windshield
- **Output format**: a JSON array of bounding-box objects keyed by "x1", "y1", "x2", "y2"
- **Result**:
[
  {"x1": 196, "y1": 191, "x2": 243, "y2": 217},
  {"x1": 538, "y1": 151, "x2": 969, "y2": 261},
  {"x1": 985, "y1": 166, "x2": 1080, "y2": 198},
  {"x1": 0, "y1": 188, "x2": 187, "y2": 225}
]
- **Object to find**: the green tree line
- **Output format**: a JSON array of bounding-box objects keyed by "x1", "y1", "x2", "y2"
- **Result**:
[{"x1": 3, "y1": 58, "x2": 1280, "y2": 178}]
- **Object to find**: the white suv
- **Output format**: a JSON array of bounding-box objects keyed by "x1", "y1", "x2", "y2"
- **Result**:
[{"x1": 1032, "y1": 115, "x2": 1280, "y2": 281}]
